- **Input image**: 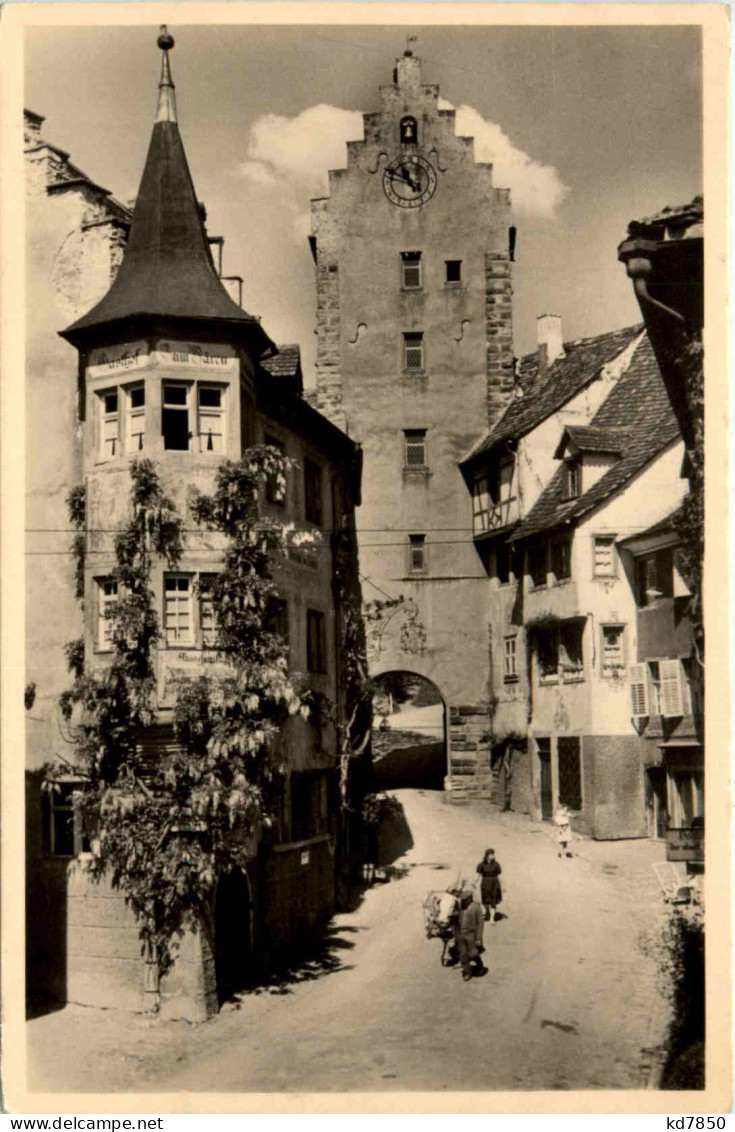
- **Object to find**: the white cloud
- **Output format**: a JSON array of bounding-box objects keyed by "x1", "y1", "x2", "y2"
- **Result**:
[
  {"x1": 240, "y1": 104, "x2": 364, "y2": 197},
  {"x1": 237, "y1": 99, "x2": 565, "y2": 234},
  {"x1": 441, "y1": 100, "x2": 567, "y2": 218}
]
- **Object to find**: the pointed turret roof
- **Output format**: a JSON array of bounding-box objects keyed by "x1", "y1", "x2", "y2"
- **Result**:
[{"x1": 61, "y1": 29, "x2": 273, "y2": 357}]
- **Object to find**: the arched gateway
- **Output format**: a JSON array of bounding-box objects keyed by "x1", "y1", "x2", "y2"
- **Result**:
[{"x1": 371, "y1": 671, "x2": 447, "y2": 791}]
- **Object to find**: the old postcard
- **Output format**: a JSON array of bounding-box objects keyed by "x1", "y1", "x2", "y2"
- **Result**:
[{"x1": 1, "y1": 1, "x2": 729, "y2": 1116}]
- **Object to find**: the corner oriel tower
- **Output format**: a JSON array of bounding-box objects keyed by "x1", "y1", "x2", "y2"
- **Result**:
[{"x1": 311, "y1": 48, "x2": 516, "y2": 796}]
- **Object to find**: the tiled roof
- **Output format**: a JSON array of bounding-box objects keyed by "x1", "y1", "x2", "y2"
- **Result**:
[
  {"x1": 617, "y1": 510, "x2": 679, "y2": 547},
  {"x1": 554, "y1": 425, "x2": 629, "y2": 459},
  {"x1": 627, "y1": 195, "x2": 703, "y2": 240},
  {"x1": 510, "y1": 334, "x2": 681, "y2": 542},
  {"x1": 261, "y1": 345, "x2": 301, "y2": 379},
  {"x1": 463, "y1": 324, "x2": 643, "y2": 463}
]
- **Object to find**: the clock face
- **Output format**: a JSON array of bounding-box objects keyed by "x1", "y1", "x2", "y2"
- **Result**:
[{"x1": 383, "y1": 155, "x2": 437, "y2": 208}]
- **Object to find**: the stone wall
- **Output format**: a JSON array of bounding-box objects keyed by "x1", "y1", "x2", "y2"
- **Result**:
[{"x1": 485, "y1": 253, "x2": 515, "y2": 426}]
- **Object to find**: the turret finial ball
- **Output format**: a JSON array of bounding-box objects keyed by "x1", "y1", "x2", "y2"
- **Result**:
[{"x1": 157, "y1": 27, "x2": 175, "y2": 51}]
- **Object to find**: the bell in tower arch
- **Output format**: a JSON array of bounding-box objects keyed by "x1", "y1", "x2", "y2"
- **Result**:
[{"x1": 400, "y1": 116, "x2": 418, "y2": 145}]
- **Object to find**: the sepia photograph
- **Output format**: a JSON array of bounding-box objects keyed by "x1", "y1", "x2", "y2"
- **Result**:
[{"x1": 2, "y1": 1, "x2": 729, "y2": 1115}]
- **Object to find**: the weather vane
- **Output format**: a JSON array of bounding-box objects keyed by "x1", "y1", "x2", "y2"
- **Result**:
[{"x1": 406, "y1": 34, "x2": 417, "y2": 54}]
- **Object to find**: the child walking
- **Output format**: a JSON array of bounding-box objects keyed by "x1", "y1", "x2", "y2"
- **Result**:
[{"x1": 554, "y1": 805, "x2": 573, "y2": 857}]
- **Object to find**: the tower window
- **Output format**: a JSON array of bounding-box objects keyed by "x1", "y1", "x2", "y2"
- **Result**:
[
  {"x1": 96, "y1": 577, "x2": 118, "y2": 650},
  {"x1": 265, "y1": 435, "x2": 286, "y2": 505},
  {"x1": 400, "y1": 116, "x2": 418, "y2": 145},
  {"x1": 162, "y1": 383, "x2": 191, "y2": 451},
  {"x1": 504, "y1": 635, "x2": 518, "y2": 681},
  {"x1": 304, "y1": 457, "x2": 323, "y2": 525},
  {"x1": 99, "y1": 390, "x2": 119, "y2": 459},
  {"x1": 401, "y1": 252, "x2": 422, "y2": 290},
  {"x1": 403, "y1": 332, "x2": 424, "y2": 371},
  {"x1": 126, "y1": 385, "x2": 145, "y2": 452},
  {"x1": 306, "y1": 609, "x2": 327, "y2": 674},
  {"x1": 404, "y1": 429, "x2": 427, "y2": 468},
  {"x1": 409, "y1": 534, "x2": 427, "y2": 573},
  {"x1": 197, "y1": 385, "x2": 225, "y2": 453},
  {"x1": 198, "y1": 575, "x2": 218, "y2": 648},
  {"x1": 164, "y1": 574, "x2": 193, "y2": 645},
  {"x1": 593, "y1": 535, "x2": 616, "y2": 577},
  {"x1": 445, "y1": 260, "x2": 462, "y2": 284}
]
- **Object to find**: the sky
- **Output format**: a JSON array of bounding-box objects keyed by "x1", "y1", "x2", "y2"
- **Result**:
[{"x1": 26, "y1": 23, "x2": 702, "y2": 383}]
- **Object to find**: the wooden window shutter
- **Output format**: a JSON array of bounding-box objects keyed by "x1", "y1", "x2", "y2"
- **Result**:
[
  {"x1": 629, "y1": 663, "x2": 649, "y2": 716},
  {"x1": 660, "y1": 659, "x2": 683, "y2": 717}
]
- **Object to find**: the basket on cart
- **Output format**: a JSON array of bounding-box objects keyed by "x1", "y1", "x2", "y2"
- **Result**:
[{"x1": 422, "y1": 888, "x2": 462, "y2": 965}]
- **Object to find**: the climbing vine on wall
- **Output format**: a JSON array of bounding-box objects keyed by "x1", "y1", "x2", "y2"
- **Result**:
[{"x1": 55, "y1": 450, "x2": 312, "y2": 982}]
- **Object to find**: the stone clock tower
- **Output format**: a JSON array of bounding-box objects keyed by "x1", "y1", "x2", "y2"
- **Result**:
[{"x1": 311, "y1": 49, "x2": 516, "y2": 796}]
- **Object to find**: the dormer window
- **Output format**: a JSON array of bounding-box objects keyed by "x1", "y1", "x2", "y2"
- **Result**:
[
  {"x1": 566, "y1": 459, "x2": 580, "y2": 500},
  {"x1": 400, "y1": 116, "x2": 418, "y2": 145}
]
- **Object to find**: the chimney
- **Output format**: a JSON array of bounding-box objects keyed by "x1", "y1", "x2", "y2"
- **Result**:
[{"x1": 537, "y1": 314, "x2": 564, "y2": 373}]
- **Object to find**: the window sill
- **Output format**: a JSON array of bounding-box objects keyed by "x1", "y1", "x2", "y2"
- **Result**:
[
  {"x1": 539, "y1": 676, "x2": 559, "y2": 686},
  {"x1": 552, "y1": 578, "x2": 573, "y2": 588},
  {"x1": 562, "y1": 673, "x2": 585, "y2": 684},
  {"x1": 530, "y1": 583, "x2": 548, "y2": 593},
  {"x1": 400, "y1": 287, "x2": 424, "y2": 295},
  {"x1": 403, "y1": 466, "x2": 430, "y2": 476},
  {"x1": 503, "y1": 675, "x2": 519, "y2": 684},
  {"x1": 403, "y1": 369, "x2": 427, "y2": 378}
]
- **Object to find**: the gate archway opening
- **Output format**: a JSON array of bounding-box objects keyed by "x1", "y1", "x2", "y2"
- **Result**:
[{"x1": 371, "y1": 671, "x2": 447, "y2": 791}]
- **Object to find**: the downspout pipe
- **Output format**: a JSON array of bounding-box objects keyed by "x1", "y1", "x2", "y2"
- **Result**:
[{"x1": 618, "y1": 241, "x2": 687, "y2": 326}]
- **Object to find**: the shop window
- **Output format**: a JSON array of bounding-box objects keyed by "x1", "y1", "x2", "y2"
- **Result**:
[
  {"x1": 408, "y1": 534, "x2": 427, "y2": 574},
  {"x1": 669, "y1": 769, "x2": 704, "y2": 828},
  {"x1": 551, "y1": 538, "x2": 572, "y2": 582},
  {"x1": 265, "y1": 435, "x2": 286, "y2": 505},
  {"x1": 306, "y1": 609, "x2": 327, "y2": 674},
  {"x1": 445, "y1": 260, "x2": 462, "y2": 284},
  {"x1": 601, "y1": 624, "x2": 625, "y2": 675},
  {"x1": 96, "y1": 577, "x2": 118, "y2": 650},
  {"x1": 164, "y1": 574, "x2": 193, "y2": 645},
  {"x1": 557, "y1": 737, "x2": 582, "y2": 811},
  {"x1": 99, "y1": 390, "x2": 119, "y2": 459},
  {"x1": 593, "y1": 535, "x2": 616, "y2": 577},
  {"x1": 162, "y1": 383, "x2": 191, "y2": 451},
  {"x1": 403, "y1": 332, "x2": 424, "y2": 371},
  {"x1": 528, "y1": 545, "x2": 548, "y2": 589},
  {"x1": 401, "y1": 251, "x2": 422, "y2": 289},
  {"x1": 304, "y1": 457, "x2": 323, "y2": 525},
  {"x1": 197, "y1": 385, "x2": 225, "y2": 453},
  {"x1": 504, "y1": 635, "x2": 517, "y2": 681},
  {"x1": 404, "y1": 429, "x2": 427, "y2": 469},
  {"x1": 126, "y1": 385, "x2": 145, "y2": 453}
]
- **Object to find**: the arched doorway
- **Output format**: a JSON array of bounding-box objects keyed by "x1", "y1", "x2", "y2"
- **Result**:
[
  {"x1": 214, "y1": 868, "x2": 252, "y2": 1004},
  {"x1": 371, "y1": 671, "x2": 447, "y2": 790}
]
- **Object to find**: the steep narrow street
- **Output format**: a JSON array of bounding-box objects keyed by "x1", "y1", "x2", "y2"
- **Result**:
[{"x1": 28, "y1": 790, "x2": 670, "y2": 1095}]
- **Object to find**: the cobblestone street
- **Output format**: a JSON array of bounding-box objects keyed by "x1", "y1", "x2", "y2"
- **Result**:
[{"x1": 27, "y1": 789, "x2": 672, "y2": 1097}]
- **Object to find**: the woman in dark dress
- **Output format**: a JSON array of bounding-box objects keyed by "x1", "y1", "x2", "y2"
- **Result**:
[{"x1": 476, "y1": 848, "x2": 502, "y2": 922}]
